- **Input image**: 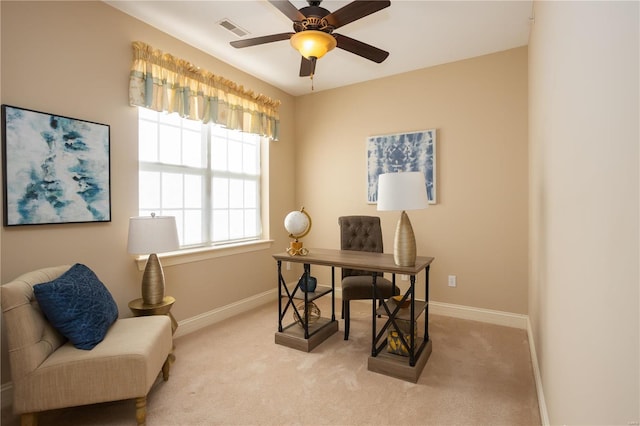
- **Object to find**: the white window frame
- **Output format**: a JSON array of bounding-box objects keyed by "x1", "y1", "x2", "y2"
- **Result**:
[{"x1": 135, "y1": 108, "x2": 273, "y2": 269}]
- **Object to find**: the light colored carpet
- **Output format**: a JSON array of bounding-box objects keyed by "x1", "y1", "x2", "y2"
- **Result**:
[{"x1": 1, "y1": 298, "x2": 540, "y2": 425}]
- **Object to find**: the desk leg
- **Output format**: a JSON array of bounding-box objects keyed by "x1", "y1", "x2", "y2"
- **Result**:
[
  {"x1": 303, "y1": 264, "x2": 311, "y2": 339},
  {"x1": 371, "y1": 273, "x2": 378, "y2": 357},
  {"x1": 425, "y1": 264, "x2": 430, "y2": 342},
  {"x1": 277, "y1": 261, "x2": 283, "y2": 332},
  {"x1": 409, "y1": 274, "x2": 416, "y2": 367},
  {"x1": 331, "y1": 266, "x2": 336, "y2": 322}
]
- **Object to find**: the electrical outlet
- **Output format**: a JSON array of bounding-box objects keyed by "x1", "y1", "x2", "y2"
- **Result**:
[
  {"x1": 448, "y1": 275, "x2": 457, "y2": 287},
  {"x1": 401, "y1": 274, "x2": 408, "y2": 281},
  {"x1": 286, "y1": 262, "x2": 291, "y2": 271}
]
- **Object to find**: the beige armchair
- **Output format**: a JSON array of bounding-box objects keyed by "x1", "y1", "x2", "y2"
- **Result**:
[{"x1": 1, "y1": 265, "x2": 173, "y2": 426}]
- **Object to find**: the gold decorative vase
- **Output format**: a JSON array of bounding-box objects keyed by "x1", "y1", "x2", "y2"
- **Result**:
[
  {"x1": 393, "y1": 210, "x2": 417, "y2": 267},
  {"x1": 141, "y1": 253, "x2": 165, "y2": 305}
]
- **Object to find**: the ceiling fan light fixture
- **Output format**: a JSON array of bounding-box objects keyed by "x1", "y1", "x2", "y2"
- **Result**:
[{"x1": 290, "y1": 30, "x2": 336, "y2": 59}]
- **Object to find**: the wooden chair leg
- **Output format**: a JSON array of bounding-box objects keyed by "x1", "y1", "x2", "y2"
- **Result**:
[
  {"x1": 135, "y1": 396, "x2": 147, "y2": 426},
  {"x1": 20, "y1": 413, "x2": 37, "y2": 426}
]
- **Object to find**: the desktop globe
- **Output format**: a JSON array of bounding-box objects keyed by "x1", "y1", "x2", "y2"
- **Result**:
[
  {"x1": 284, "y1": 207, "x2": 311, "y2": 255},
  {"x1": 284, "y1": 209, "x2": 310, "y2": 236}
]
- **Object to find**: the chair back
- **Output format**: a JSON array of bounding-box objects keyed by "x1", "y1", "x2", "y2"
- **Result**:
[
  {"x1": 338, "y1": 216, "x2": 384, "y2": 278},
  {"x1": 1, "y1": 265, "x2": 70, "y2": 383}
]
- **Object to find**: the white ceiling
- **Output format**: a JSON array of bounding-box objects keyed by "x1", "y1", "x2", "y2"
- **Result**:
[{"x1": 105, "y1": 0, "x2": 533, "y2": 96}]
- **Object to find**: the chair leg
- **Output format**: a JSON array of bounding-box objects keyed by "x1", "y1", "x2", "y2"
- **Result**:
[
  {"x1": 20, "y1": 413, "x2": 37, "y2": 426},
  {"x1": 344, "y1": 300, "x2": 350, "y2": 340},
  {"x1": 135, "y1": 396, "x2": 147, "y2": 426},
  {"x1": 341, "y1": 299, "x2": 345, "y2": 319}
]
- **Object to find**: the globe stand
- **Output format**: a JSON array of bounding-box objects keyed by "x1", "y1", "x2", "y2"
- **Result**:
[{"x1": 287, "y1": 240, "x2": 309, "y2": 256}]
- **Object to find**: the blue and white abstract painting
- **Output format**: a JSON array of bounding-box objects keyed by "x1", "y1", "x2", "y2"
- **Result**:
[
  {"x1": 2, "y1": 105, "x2": 111, "y2": 225},
  {"x1": 367, "y1": 129, "x2": 436, "y2": 204}
]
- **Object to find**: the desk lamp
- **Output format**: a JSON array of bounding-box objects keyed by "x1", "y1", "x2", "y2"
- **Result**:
[
  {"x1": 377, "y1": 172, "x2": 429, "y2": 266},
  {"x1": 127, "y1": 213, "x2": 179, "y2": 305}
]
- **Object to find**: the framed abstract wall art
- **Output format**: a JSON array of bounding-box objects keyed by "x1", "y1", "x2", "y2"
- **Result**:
[
  {"x1": 2, "y1": 105, "x2": 111, "y2": 226},
  {"x1": 367, "y1": 129, "x2": 436, "y2": 204}
]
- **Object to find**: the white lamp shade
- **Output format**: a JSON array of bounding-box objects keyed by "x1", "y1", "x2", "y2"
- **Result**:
[
  {"x1": 127, "y1": 215, "x2": 179, "y2": 255},
  {"x1": 377, "y1": 172, "x2": 429, "y2": 211}
]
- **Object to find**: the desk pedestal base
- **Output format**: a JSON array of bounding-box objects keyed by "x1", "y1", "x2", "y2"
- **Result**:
[
  {"x1": 275, "y1": 318, "x2": 338, "y2": 352},
  {"x1": 367, "y1": 339, "x2": 433, "y2": 383}
]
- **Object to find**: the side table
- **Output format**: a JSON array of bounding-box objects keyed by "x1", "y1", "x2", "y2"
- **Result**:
[{"x1": 129, "y1": 296, "x2": 178, "y2": 361}]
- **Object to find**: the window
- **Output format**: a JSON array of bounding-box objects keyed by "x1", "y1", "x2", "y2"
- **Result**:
[{"x1": 137, "y1": 107, "x2": 262, "y2": 249}]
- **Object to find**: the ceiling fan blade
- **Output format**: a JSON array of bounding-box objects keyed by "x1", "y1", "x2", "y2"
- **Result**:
[
  {"x1": 230, "y1": 32, "x2": 294, "y2": 48},
  {"x1": 334, "y1": 33, "x2": 389, "y2": 63},
  {"x1": 325, "y1": 0, "x2": 390, "y2": 29},
  {"x1": 268, "y1": 0, "x2": 306, "y2": 22},
  {"x1": 299, "y1": 56, "x2": 316, "y2": 77}
]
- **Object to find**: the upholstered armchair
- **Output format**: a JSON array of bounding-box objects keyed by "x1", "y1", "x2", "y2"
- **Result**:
[
  {"x1": 1, "y1": 265, "x2": 173, "y2": 426},
  {"x1": 338, "y1": 216, "x2": 399, "y2": 340}
]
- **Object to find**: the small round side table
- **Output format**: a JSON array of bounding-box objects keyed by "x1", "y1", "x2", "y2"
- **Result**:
[{"x1": 128, "y1": 296, "x2": 178, "y2": 335}]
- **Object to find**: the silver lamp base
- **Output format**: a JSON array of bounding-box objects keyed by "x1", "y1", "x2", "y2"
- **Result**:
[
  {"x1": 393, "y1": 210, "x2": 417, "y2": 267},
  {"x1": 141, "y1": 253, "x2": 165, "y2": 305}
]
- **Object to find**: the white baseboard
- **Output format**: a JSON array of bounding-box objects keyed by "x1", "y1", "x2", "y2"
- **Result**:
[
  {"x1": 429, "y1": 301, "x2": 528, "y2": 329},
  {"x1": 526, "y1": 317, "x2": 550, "y2": 426},
  {"x1": 173, "y1": 288, "x2": 278, "y2": 339},
  {"x1": 175, "y1": 294, "x2": 528, "y2": 336}
]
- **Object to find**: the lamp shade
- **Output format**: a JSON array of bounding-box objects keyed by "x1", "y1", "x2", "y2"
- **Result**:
[
  {"x1": 376, "y1": 172, "x2": 429, "y2": 211},
  {"x1": 127, "y1": 215, "x2": 179, "y2": 255},
  {"x1": 290, "y1": 30, "x2": 337, "y2": 59}
]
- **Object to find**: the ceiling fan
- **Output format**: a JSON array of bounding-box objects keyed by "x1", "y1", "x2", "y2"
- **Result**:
[{"x1": 230, "y1": 0, "x2": 391, "y2": 78}]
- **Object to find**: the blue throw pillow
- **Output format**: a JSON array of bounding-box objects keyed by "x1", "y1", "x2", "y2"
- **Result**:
[{"x1": 34, "y1": 263, "x2": 118, "y2": 350}]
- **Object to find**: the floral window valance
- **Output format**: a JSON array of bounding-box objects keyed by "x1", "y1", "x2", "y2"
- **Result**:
[{"x1": 129, "y1": 41, "x2": 280, "y2": 140}]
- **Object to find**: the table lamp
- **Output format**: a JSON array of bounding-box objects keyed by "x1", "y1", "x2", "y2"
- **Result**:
[
  {"x1": 377, "y1": 172, "x2": 429, "y2": 266},
  {"x1": 127, "y1": 213, "x2": 179, "y2": 305}
]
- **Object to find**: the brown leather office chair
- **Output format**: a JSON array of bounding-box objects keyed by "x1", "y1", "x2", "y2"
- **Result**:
[{"x1": 338, "y1": 216, "x2": 399, "y2": 340}]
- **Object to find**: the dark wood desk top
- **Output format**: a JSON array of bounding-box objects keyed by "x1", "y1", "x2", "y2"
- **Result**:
[{"x1": 273, "y1": 248, "x2": 434, "y2": 275}]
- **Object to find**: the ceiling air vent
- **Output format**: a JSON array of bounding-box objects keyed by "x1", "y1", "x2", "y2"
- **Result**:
[{"x1": 219, "y1": 19, "x2": 248, "y2": 38}]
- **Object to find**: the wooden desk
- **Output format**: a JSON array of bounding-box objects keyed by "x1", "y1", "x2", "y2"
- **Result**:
[{"x1": 273, "y1": 248, "x2": 435, "y2": 382}]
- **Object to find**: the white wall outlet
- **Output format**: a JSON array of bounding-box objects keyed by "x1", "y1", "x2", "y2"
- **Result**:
[
  {"x1": 401, "y1": 274, "x2": 409, "y2": 281},
  {"x1": 448, "y1": 275, "x2": 457, "y2": 287},
  {"x1": 286, "y1": 262, "x2": 291, "y2": 271}
]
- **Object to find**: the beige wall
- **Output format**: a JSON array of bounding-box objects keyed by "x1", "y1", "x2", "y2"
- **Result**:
[
  {"x1": 529, "y1": 1, "x2": 639, "y2": 424},
  {"x1": 0, "y1": 1, "x2": 297, "y2": 384},
  {"x1": 294, "y1": 47, "x2": 529, "y2": 313}
]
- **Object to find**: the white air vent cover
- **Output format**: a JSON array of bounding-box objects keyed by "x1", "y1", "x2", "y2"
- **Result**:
[{"x1": 219, "y1": 19, "x2": 248, "y2": 38}]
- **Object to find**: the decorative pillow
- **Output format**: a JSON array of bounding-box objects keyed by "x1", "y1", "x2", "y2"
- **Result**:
[{"x1": 34, "y1": 263, "x2": 118, "y2": 350}]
